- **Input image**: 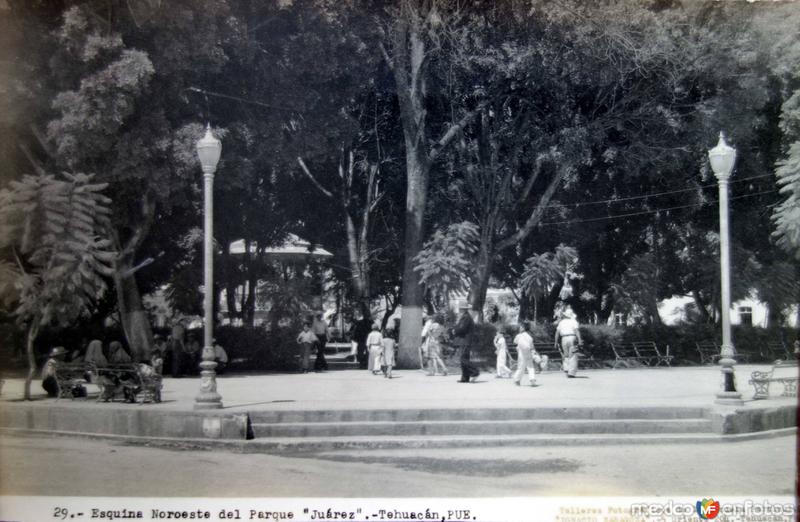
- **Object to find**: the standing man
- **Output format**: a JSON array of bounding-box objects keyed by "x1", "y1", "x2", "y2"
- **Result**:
[
  {"x1": 169, "y1": 319, "x2": 186, "y2": 378},
  {"x1": 351, "y1": 308, "x2": 372, "y2": 370},
  {"x1": 311, "y1": 312, "x2": 329, "y2": 371},
  {"x1": 555, "y1": 307, "x2": 583, "y2": 378},
  {"x1": 453, "y1": 303, "x2": 480, "y2": 383}
]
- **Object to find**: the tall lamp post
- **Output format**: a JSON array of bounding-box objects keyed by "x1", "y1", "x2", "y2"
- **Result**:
[
  {"x1": 708, "y1": 132, "x2": 743, "y2": 406},
  {"x1": 195, "y1": 124, "x2": 223, "y2": 410}
]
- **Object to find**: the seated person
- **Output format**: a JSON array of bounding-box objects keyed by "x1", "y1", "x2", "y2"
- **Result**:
[
  {"x1": 150, "y1": 335, "x2": 167, "y2": 375},
  {"x1": 108, "y1": 341, "x2": 132, "y2": 364},
  {"x1": 84, "y1": 339, "x2": 107, "y2": 366},
  {"x1": 213, "y1": 339, "x2": 228, "y2": 374},
  {"x1": 41, "y1": 347, "x2": 67, "y2": 397}
]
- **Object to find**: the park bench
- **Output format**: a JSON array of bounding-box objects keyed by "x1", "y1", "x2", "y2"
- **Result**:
[
  {"x1": 53, "y1": 362, "x2": 94, "y2": 399},
  {"x1": 696, "y1": 341, "x2": 757, "y2": 365},
  {"x1": 610, "y1": 341, "x2": 671, "y2": 368},
  {"x1": 764, "y1": 341, "x2": 791, "y2": 362},
  {"x1": 95, "y1": 363, "x2": 162, "y2": 404},
  {"x1": 749, "y1": 361, "x2": 798, "y2": 399},
  {"x1": 506, "y1": 338, "x2": 562, "y2": 372}
]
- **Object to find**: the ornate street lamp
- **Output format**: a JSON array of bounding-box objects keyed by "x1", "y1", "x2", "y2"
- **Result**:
[
  {"x1": 708, "y1": 132, "x2": 743, "y2": 405},
  {"x1": 195, "y1": 124, "x2": 223, "y2": 410}
]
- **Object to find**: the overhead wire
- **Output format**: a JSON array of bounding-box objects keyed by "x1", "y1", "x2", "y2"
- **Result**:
[
  {"x1": 538, "y1": 173, "x2": 775, "y2": 210},
  {"x1": 537, "y1": 189, "x2": 778, "y2": 226}
]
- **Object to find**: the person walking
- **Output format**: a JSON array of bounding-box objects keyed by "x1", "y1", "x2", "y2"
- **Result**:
[
  {"x1": 296, "y1": 322, "x2": 316, "y2": 373},
  {"x1": 366, "y1": 324, "x2": 384, "y2": 374},
  {"x1": 453, "y1": 304, "x2": 480, "y2": 383},
  {"x1": 556, "y1": 307, "x2": 583, "y2": 378},
  {"x1": 494, "y1": 330, "x2": 513, "y2": 378},
  {"x1": 426, "y1": 314, "x2": 448, "y2": 376},
  {"x1": 420, "y1": 314, "x2": 433, "y2": 372},
  {"x1": 380, "y1": 329, "x2": 396, "y2": 378},
  {"x1": 512, "y1": 322, "x2": 537, "y2": 386},
  {"x1": 351, "y1": 310, "x2": 372, "y2": 370}
]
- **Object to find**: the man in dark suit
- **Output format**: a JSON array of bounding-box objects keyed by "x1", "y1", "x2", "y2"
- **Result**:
[{"x1": 453, "y1": 303, "x2": 480, "y2": 383}]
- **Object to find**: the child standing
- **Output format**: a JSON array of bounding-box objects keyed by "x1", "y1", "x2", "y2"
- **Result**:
[
  {"x1": 381, "y1": 330, "x2": 396, "y2": 378},
  {"x1": 366, "y1": 324, "x2": 384, "y2": 374}
]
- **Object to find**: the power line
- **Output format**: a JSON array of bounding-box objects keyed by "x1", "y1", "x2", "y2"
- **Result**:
[
  {"x1": 539, "y1": 173, "x2": 774, "y2": 210},
  {"x1": 537, "y1": 189, "x2": 778, "y2": 226}
]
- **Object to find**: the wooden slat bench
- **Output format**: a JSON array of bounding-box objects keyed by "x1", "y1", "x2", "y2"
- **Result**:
[
  {"x1": 610, "y1": 341, "x2": 668, "y2": 368},
  {"x1": 749, "y1": 362, "x2": 798, "y2": 399},
  {"x1": 53, "y1": 362, "x2": 94, "y2": 399},
  {"x1": 506, "y1": 338, "x2": 560, "y2": 372},
  {"x1": 696, "y1": 342, "x2": 721, "y2": 365},
  {"x1": 696, "y1": 341, "x2": 755, "y2": 365},
  {"x1": 764, "y1": 342, "x2": 790, "y2": 362},
  {"x1": 95, "y1": 363, "x2": 162, "y2": 404}
]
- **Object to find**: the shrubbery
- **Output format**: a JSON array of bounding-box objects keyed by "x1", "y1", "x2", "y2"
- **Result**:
[{"x1": 212, "y1": 324, "x2": 302, "y2": 372}]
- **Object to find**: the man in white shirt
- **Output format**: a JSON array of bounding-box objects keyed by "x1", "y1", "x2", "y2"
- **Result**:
[
  {"x1": 512, "y1": 322, "x2": 538, "y2": 386},
  {"x1": 555, "y1": 307, "x2": 583, "y2": 378}
]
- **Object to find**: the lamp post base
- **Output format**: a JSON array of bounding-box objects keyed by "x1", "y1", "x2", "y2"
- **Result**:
[
  {"x1": 714, "y1": 391, "x2": 744, "y2": 406},
  {"x1": 715, "y1": 348, "x2": 743, "y2": 406},
  {"x1": 194, "y1": 356, "x2": 223, "y2": 410}
]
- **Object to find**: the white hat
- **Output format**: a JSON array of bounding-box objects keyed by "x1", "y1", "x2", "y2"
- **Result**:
[{"x1": 49, "y1": 346, "x2": 67, "y2": 357}]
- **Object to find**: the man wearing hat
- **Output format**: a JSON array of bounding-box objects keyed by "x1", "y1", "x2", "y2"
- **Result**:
[
  {"x1": 555, "y1": 307, "x2": 583, "y2": 378},
  {"x1": 41, "y1": 347, "x2": 67, "y2": 397},
  {"x1": 453, "y1": 303, "x2": 480, "y2": 383}
]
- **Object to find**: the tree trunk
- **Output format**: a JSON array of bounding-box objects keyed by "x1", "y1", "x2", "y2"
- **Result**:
[
  {"x1": 346, "y1": 212, "x2": 370, "y2": 310},
  {"x1": 692, "y1": 289, "x2": 711, "y2": 324},
  {"x1": 23, "y1": 321, "x2": 39, "y2": 401},
  {"x1": 469, "y1": 242, "x2": 494, "y2": 323},
  {"x1": 114, "y1": 267, "x2": 153, "y2": 362},
  {"x1": 397, "y1": 156, "x2": 429, "y2": 368}
]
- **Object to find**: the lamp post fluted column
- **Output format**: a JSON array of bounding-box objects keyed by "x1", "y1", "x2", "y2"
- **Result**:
[
  {"x1": 195, "y1": 125, "x2": 223, "y2": 410},
  {"x1": 708, "y1": 132, "x2": 743, "y2": 406}
]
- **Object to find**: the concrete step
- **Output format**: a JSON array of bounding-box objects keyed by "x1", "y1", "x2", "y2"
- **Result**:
[
  {"x1": 251, "y1": 418, "x2": 713, "y2": 438},
  {"x1": 240, "y1": 430, "x2": 782, "y2": 453},
  {"x1": 248, "y1": 406, "x2": 710, "y2": 424}
]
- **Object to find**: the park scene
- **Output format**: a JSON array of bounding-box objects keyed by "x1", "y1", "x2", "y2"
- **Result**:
[{"x1": 0, "y1": 0, "x2": 798, "y2": 507}]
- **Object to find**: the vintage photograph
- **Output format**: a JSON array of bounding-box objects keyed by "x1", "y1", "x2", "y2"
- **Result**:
[{"x1": 0, "y1": 0, "x2": 797, "y2": 520}]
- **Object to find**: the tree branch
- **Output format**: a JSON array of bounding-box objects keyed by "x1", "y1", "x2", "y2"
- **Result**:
[
  {"x1": 296, "y1": 157, "x2": 334, "y2": 199},
  {"x1": 17, "y1": 144, "x2": 46, "y2": 176},
  {"x1": 429, "y1": 106, "x2": 483, "y2": 163},
  {"x1": 496, "y1": 165, "x2": 570, "y2": 252}
]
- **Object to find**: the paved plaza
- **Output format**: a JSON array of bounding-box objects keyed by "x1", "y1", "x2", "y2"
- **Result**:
[{"x1": 2, "y1": 363, "x2": 794, "y2": 412}]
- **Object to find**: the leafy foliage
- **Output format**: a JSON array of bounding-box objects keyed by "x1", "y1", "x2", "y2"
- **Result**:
[
  {"x1": 0, "y1": 172, "x2": 114, "y2": 327},
  {"x1": 414, "y1": 222, "x2": 480, "y2": 307}
]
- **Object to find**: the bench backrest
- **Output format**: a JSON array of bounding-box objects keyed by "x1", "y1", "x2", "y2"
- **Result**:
[{"x1": 611, "y1": 343, "x2": 641, "y2": 357}]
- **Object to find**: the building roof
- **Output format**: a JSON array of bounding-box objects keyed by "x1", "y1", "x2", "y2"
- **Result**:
[{"x1": 228, "y1": 234, "x2": 333, "y2": 259}]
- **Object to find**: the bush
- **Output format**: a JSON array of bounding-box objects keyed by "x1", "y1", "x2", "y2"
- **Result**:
[{"x1": 213, "y1": 324, "x2": 303, "y2": 372}]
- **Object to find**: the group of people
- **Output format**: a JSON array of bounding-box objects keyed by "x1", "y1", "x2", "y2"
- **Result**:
[
  {"x1": 297, "y1": 312, "x2": 398, "y2": 378},
  {"x1": 41, "y1": 328, "x2": 230, "y2": 396},
  {"x1": 420, "y1": 304, "x2": 585, "y2": 386},
  {"x1": 296, "y1": 312, "x2": 331, "y2": 373},
  {"x1": 163, "y1": 322, "x2": 228, "y2": 377}
]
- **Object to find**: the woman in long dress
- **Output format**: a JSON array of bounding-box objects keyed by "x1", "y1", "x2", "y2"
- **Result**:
[{"x1": 493, "y1": 331, "x2": 513, "y2": 378}]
